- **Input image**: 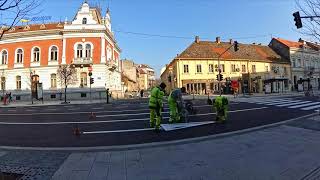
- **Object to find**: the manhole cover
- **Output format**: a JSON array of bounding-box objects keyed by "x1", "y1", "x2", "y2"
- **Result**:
[{"x1": 0, "y1": 172, "x2": 23, "y2": 180}]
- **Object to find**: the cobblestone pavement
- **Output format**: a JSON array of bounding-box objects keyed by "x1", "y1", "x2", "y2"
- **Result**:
[{"x1": 0, "y1": 151, "x2": 69, "y2": 180}]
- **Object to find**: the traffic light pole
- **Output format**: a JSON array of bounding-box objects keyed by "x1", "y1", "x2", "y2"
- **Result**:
[{"x1": 217, "y1": 44, "x2": 236, "y2": 96}]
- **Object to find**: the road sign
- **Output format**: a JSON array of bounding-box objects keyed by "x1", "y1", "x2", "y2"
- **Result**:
[{"x1": 88, "y1": 66, "x2": 92, "y2": 72}]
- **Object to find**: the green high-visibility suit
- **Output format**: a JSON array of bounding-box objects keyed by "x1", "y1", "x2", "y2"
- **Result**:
[
  {"x1": 149, "y1": 86, "x2": 165, "y2": 130},
  {"x1": 168, "y1": 88, "x2": 184, "y2": 123},
  {"x1": 214, "y1": 96, "x2": 228, "y2": 122}
]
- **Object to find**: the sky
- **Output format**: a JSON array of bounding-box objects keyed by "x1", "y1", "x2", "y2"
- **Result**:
[{"x1": 2, "y1": 0, "x2": 309, "y2": 77}]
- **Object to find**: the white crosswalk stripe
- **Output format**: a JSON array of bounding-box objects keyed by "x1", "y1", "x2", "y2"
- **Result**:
[{"x1": 238, "y1": 97, "x2": 320, "y2": 111}]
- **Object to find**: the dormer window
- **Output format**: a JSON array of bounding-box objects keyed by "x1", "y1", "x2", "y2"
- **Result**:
[{"x1": 82, "y1": 18, "x2": 87, "y2": 24}]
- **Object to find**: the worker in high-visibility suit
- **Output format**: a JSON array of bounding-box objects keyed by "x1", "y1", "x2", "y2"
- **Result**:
[
  {"x1": 214, "y1": 96, "x2": 229, "y2": 123},
  {"x1": 149, "y1": 83, "x2": 166, "y2": 131},
  {"x1": 168, "y1": 87, "x2": 186, "y2": 123}
]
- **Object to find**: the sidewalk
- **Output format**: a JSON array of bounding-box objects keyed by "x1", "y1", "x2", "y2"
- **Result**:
[
  {"x1": 0, "y1": 116, "x2": 319, "y2": 179},
  {"x1": 0, "y1": 99, "x2": 112, "y2": 108}
]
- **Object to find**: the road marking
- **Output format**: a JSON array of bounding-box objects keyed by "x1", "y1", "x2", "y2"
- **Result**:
[
  {"x1": 301, "y1": 104, "x2": 320, "y2": 111},
  {"x1": 92, "y1": 107, "x2": 104, "y2": 110},
  {"x1": 0, "y1": 107, "x2": 267, "y2": 125},
  {"x1": 68, "y1": 108, "x2": 80, "y2": 111},
  {"x1": 82, "y1": 128, "x2": 154, "y2": 134},
  {"x1": 288, "y1": 102, "x2": 320, "y2": 109},
  {"x1": 161, "y1": 121, "x2": 215, "y2": 131},
  {"x1": 47, "y1": 109, "x2": 57, "y2": 111},
  {"x1": 276, "y1": 101, "x2": 311, "y2": 107},
  {"x1": 25, "y1": 109, "x2": 35, "y2": 112},
  {"x1": 7, "y1": 110, "x2": 16, "y2": 112},
  {"x1": 0, "y1": 104, "x2": 212, "y2": 116},
  {"x1": 264, "y1": 100, "x2": 303, "y2": 105},
  {"x1": 96, "y1": 112, "x2": 169, "y2": 118},
  {"x1": 255, "y1": 99, "x2": 292, "y2": 104}
]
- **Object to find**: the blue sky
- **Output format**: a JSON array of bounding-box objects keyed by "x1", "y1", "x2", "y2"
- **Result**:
[{"x1": 2, "y1": 0, "x2": 308, "y2": 77}]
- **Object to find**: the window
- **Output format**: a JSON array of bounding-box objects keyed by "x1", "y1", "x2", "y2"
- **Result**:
[
  {"x1": 80, "y1": 72, "x2": 87, "y2": 87},
  {"x1": 298, "y1": 59, "x2": 302, "y2": 67},
  {"x1": 196, "y1": 64, "x2": 202, "y2": 73},
  {"x1": 215, "y1": 64, "x2": 225, "y2": 72},
  {"x1": 16, "y1": 49, "x2": 23, "y2": 63},
  {"x1": 252, "y1": 65, "x2": 256, "y2": 73},
  {"x1": 1, "y1": 50, "x2": 8, "y2": 65},
  {"x1": 50, "y1": 46, "x2": 58, "y2": 61},
  {"x1": 221, "y1": 64, "x2": 225, "y2": 72},
  {"x1": 209, "y1": 64, "x2": 214, "y2": 73},
  {"x1": 33, "y1": 47, "x2": 40, "y2": 62},
  {"x1": 265, "y1": 66, "x2": 269, "y2": 72},
  {"x1": 77, "y1": 44, "x2": 83, "y2": 58},
  {"x1": 183, "y1": 65, "x2": 189, "y2": 73},
  {"x1": 1, "y1": 77, "x2": 5, "y2": 90},
  {"x1": 85, "y1": 44, "x2": 91, "y2": 58},
  {"x1": 231, "y1": 64, "x2": 236, "y2": 72},
  {"x1": 242, "y1": 64, "x2": 246, "y2": 72},
  {"x1": 284, "y1": 67, "x2": 288, "y2": 75},
  {"x1": 82, "y1": 18, "x2": 87, "y2": 24},
  {"x1": 292, "y1": 59, "x2": 296, "y2": 67},
  {"x1": 51, "y1": 74, "x2": 57, "y2": 88},
  {"x1": 16, "y1": 76, "x2": 21, "y2": 90}
]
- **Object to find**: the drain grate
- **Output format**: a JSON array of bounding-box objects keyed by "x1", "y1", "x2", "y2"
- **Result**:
[{"x1": 0, "y1": 172, "x2": 23, "y2": 180}]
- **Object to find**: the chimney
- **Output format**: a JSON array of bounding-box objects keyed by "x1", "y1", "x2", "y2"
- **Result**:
[
  {"x1": 298, "y1": 38, "x2": 305, "y2": 44},
  {"x1": 229, "y1": 39, "x2": 233, "y2": 44},
  {"x1": 216, "y1": 37, "x2": 221, "y2": 44},
  {"x1": 195, "y1": 36, "x2": 200, "y2": 43}
]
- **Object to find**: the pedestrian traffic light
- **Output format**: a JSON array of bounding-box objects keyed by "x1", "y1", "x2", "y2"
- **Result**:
[
  {"x1": 293, "y1": 11, "x2": 302, "y2": 29},
  {"x1": 90, "y1": 77, "x2": 94, "y2": 84},
  {"x1": 234, "y1": 41, "x2": 239, "y2": 52}
]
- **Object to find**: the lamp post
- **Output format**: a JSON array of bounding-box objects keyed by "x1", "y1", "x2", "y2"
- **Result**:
[{"x1": 30, "y1": 71, "x2": 33, "y2": 104}]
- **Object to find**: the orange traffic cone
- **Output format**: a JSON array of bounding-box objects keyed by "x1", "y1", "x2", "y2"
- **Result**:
[
  {"x1": 89, "y1": 112, "x2": 96, "y2": 119},
  {"x1": 73, "y1": 125, "x2": 81, "y2": 136}
]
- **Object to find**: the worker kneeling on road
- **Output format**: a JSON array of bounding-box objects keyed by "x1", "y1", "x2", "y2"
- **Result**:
[
  {"x1": 149, "y1": 82, "x2": 166, "y2": 131},
  {"x1": 168, "y1": 87, "x2": 186, "y2": 123},
  {"x1": 213, "y1": 96, "x2": 229, "y2": 123}
]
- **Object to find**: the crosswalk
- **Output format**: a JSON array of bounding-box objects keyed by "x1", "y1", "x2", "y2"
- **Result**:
[{"x1": 238, "y1": 98, "x2": 320, "y2": 111}]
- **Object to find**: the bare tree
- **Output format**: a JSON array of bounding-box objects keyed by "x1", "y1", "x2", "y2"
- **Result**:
[
  {"x1": 296, "y1": 0, "x2": 320, "y2": 41},
  {"x1": 57, "y1": 65, "x2": 77, "y2": 103},
  {"x1": 0, "y1": 0, "x2": 42, "y2": 40}
]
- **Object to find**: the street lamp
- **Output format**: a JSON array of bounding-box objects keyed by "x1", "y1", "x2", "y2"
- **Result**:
[{"x1": 30, "y1": 71, "x2": 33, "y2": 104}]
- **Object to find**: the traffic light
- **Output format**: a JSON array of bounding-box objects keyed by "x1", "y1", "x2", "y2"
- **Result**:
[
  {"x1": 216, "y1": 74, "x2": 224, "y2": 81},
  {"x1": 216, "y1": 74, "x2": 219, "y2": 81},
  {"x1": 220, "y1": 74, "x2": 224, "y2": 81},
  {"x1": 88, "y1": 72, "x2": 92, "y2": 76},
  {"x1": 234, "y1": 41, "x2": 239, "y2": 52},
  {"x1": 293, "y1": 11, "x2": 302, "y2": 29},
  {"x1": 90, "y1": 77, "x2": 94, "y2": 84}
]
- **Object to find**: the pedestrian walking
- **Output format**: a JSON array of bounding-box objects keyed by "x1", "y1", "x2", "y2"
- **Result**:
[
  {"x1": 168, "y1": 87, "x2": 186, "y2": 123},
  {"x1": 149, "y1": 82, "x2": 166, "y2": 132}
]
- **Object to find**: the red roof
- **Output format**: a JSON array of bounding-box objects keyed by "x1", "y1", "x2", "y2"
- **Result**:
[
  {"x1": 274, "y1": 38, "x2": 303, "y2": 48},
  {"x1": 2, "y1": 23, "x2": 64, "y2": 35}
]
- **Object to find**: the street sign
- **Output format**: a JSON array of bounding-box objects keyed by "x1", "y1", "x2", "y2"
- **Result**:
[{"x1": 88, "y1": 66, "x2": 93, "y2": 72}]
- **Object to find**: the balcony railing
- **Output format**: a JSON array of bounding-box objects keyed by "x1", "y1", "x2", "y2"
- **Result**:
[{"x1": 72, "y1": 57, "x2": 92, "y2": 65}]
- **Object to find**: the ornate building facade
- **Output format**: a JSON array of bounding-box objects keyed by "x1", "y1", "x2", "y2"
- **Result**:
[{"x1": 0, "y1": 2, "x2": 122, "y2": 100}]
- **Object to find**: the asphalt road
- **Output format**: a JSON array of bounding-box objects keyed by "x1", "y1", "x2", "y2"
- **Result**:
[{"x1": 0, "y1": 96, "x2": 316, "y2": 147}]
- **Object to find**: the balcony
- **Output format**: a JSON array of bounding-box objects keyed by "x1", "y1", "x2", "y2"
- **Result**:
[{"x1": 72, "y1": 57, "x2": 92, "y2": 67}]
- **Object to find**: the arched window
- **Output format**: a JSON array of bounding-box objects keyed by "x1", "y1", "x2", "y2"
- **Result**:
[
  {"x1": 1, "y1": 50, "x2": 8, "y2": 65},
  {"x1": 82, "y1": 18, "x2": 87, "y2": 24},
  {"x1": 16, "y1": 76, "x2": 21, "y2": 90},
  {"x1": 16, "y1": 49, "x2": 23, "y2": 63},
  {"x1": 50, "y1": 46, "x2": 58, "y2": 61},
  {"x1": 77, "y1": 44, "x2": 83, "y2": 58},
  {"x1": 51, "y1": 74, "x2": 57, "y2": 88},
  {"x1": 33, "y1": 47, "x2": 40, "y2": 62},
  {"x1": 80, "y1": 72, "x2": 87, "y2": 87},
  {"x1": 85, "y1": 44, "x2": 91, "y2": 58}
]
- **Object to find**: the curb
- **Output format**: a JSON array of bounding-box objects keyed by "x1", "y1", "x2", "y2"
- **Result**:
[
  {"x1": 0, "y1": 112, "x2": 316, "y2": 152},
  {"x1": 0, "y1": 100, "x2": 112, "y2": 108}
]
